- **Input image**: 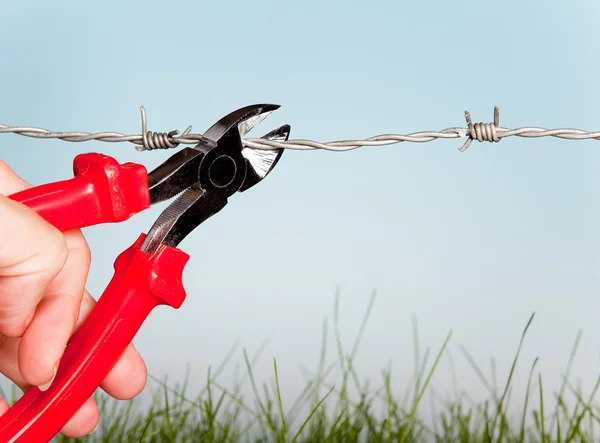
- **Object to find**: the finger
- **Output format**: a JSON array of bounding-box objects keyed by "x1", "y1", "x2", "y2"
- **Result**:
[
  {"x1": 59, "y1": 396, "x2": 99, "y2": 438},
  {"x1": 102, "y1": 341, "x2": 147, "y2": 399},
  {"x1": 0, "y1": 159, "x2": 30, "y2": 195},
  {"x1": 0, "y1": 397, "x2": 9, "y2": 416},
  {"x1": 0, "y1": 196, "x2": 68, "y2": 338},
  {"x1": 76, "y1": 290, "x2": 148, "y2": 400},
  {"x1": 0, "y1": 337, "x2": 100, "y2": 438},
  {"x1": 0, "y1": 335, "x2": 27, "y2": 391},
  {"x1": 0, "y1": 159, "x2": 69, "y2": 339},
  {"x1": 17, "y1": 229, "x2": 90, "y2": 388}
]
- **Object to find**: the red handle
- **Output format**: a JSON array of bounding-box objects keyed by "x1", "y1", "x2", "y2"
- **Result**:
[
  {"x1": 8, "y1": 153, "x2": 151, "y2": 232},
  {"x1": 0, "y1": 234, "x2": 189, "y2": 442}
]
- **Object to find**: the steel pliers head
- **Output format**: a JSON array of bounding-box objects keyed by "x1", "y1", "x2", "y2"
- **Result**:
[{"x1": 141, "y1": 104, "x2": 289, "y2": 253}]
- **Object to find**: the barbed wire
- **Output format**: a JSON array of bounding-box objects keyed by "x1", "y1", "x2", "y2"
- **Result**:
[
  {"x1": 1, "y1": 105, "x2": 600, "y2": 153},
  {"x1": 0, "y1": 106, "x2": 216, "y2": 151}
]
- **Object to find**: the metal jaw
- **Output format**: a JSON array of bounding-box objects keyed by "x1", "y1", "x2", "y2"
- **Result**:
[{"x1": 140, "y1": 104, "x2": 288, "y2": 255}]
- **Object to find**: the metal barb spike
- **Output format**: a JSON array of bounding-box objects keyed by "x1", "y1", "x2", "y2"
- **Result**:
[
  {"x1": 136, "y1": 105, "x2": 196, "y2": 151},
  {"x1": 459, "y1": 106, "x2": 501, "y2": 152}
]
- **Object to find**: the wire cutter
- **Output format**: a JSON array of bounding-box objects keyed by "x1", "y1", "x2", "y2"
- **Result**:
[{"x1": 0, "y1": 104, "x2": 289, "y2": 443}]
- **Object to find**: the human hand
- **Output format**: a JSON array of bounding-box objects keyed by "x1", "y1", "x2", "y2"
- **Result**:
[{"x1": 0, "y1": 159, "x2": 148, "y2": 438}]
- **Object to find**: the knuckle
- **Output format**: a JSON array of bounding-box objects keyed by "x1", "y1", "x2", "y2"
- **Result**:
[
  {"x1": 77, "y1": 236, "x2": 92, "y2": 267},
  {"x1": 0, "y1": 160, "x2": 13, "y2": 194},
  {"x1": 0, "y1": 198, "x2": 67, "y2": 278},
  {"x1": 0, "y1": 159, "x2": 14, "y2": 178},
  {"x1": 42, "y1": 227, "x2": 69, "y2": 274},
  {"x1": 2, "y1": 324, "x2": 22, "y2": 338},
  {"x1": 0, "y1": 160, "x2": 28, "y2": 195},
  {"x1": 61, "y1": 398, "x2": 99, "y2": 438},
  {"x1": 64, "y1": 230, "x2": 91, "y2": 267},
  {"x1": 0, "y1": 308, "x2": 33, "y2": 338}
]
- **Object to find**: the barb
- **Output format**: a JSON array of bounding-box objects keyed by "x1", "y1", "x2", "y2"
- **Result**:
[
  {"x1": 1, "y1": 105, "x2": 600, "y2": 152},
  {"x1": 459, "y1": 106, "x2": 501, "y2": 152}
]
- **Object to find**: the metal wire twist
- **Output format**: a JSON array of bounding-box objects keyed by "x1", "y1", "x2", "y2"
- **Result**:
[
  {"x1": 459, "y1": 106, "x2": 501, "y2": 152},
  {"x1": 0, "y1": 106, "x2": 214, "y2": 151},
  {"x1": 139, "y1": 106, "x2": 197, "y2": 151},
  {"x1": 2, "y1": 105, "x2": 600, "y2": 152},
  {"x1": 244, "y1": 107, "x2": 600, "y2": 152}
]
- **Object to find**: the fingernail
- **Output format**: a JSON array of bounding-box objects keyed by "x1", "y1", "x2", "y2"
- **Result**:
[{"x1": 38, "y1": 362, "x2": 58, "y2": 392}]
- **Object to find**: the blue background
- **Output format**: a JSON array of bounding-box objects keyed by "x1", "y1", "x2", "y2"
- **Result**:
[{"x1": 1, "y1": 0, "x2": 599, "y2": 417}]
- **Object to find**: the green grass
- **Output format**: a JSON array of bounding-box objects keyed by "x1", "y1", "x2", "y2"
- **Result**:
[{"x1": 42, "y1": 292, "x2": 599, "y2": 442}]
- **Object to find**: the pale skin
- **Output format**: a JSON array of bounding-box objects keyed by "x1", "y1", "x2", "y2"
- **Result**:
[{"x1": 0, "y1": 159, "x2": 147, "y2": 438}]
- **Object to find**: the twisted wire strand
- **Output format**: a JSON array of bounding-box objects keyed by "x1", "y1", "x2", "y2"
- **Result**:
[
  {"x1": 0, "y1": 106, "x2": 215, "y2": 151},
  {"x1": 245, "y1": 106, "x2": 600, "y2": 152},
  {"x1": 1, "y1": 105, "x2": 600, "y2": 152}
]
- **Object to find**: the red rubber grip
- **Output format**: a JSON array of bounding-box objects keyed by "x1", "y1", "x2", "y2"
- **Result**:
[
  {"x1": 0, "y1": 234, "x2": 189, "y2": 442},
  {"x1": 8, "y1": 153, "x2": 151, "y2": 232}
]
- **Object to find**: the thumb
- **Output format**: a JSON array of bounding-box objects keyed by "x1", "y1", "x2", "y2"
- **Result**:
[{"x1": 0, "y1": 195, "x2": 68, "y2": 337}]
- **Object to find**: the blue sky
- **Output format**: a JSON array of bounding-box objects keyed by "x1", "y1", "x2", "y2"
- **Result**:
[{"x1": 1, "y1": 0, "x2": 600, "y2": 418}]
